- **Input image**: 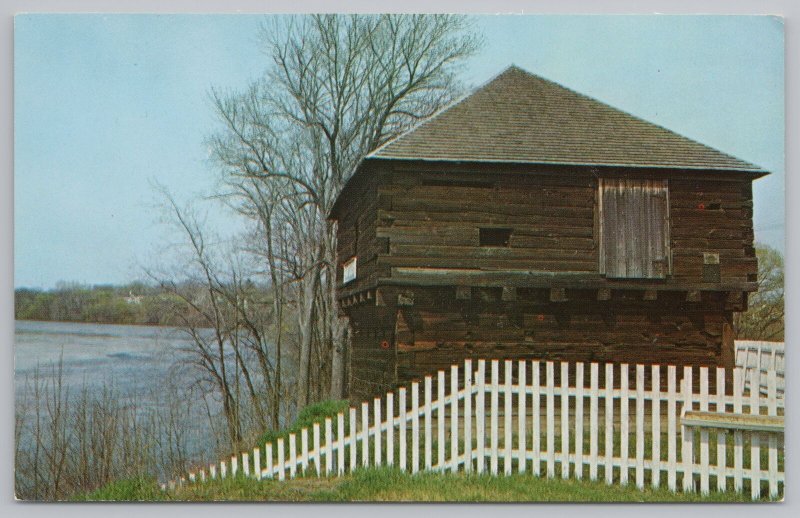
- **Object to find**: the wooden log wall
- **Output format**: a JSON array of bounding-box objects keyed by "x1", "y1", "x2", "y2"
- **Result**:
[
  {"x1": 375, "y1": 170, "x2": 598, "y2": 274},
  {"x1": 347, "y1": 303, "x2": 398, "y2": 403},
  {"x1": 669, "y1": 178, "x2": 756, "y2": 285},
  {"x1": 335, "y1": 170, "x2": 381, "y2": 298},
  {"x1": 333, "y1": 161, "x2": 759, "y2": 402},
  {"x1": 383, "y1": 286, "x2": 733, "y2": 386},
  {"x1": 361, "y1": 164, "x2": 758, "y2": 291}
]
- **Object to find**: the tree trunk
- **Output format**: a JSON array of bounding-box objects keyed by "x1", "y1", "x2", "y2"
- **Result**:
[{"x1": 296, "y1": 267, "x2": 319, "y2": 407}]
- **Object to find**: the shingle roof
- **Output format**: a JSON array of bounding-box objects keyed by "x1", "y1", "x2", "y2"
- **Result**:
[{"x1": 368, "y1": 65, "x2": 765, "y2": 172}]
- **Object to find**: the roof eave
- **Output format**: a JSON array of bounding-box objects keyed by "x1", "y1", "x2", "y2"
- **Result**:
[{"x1": 365, "y1": 154, "x2": 769, "y2": 175}]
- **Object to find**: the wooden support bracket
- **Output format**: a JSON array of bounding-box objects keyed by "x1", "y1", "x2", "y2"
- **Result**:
[
  {"x1": 597, "y1": 288, "x2": 611, "y2": 301},
  {"x1": 643, "y1": 290, "x2": 657, "y2": 301},
  {"x1": 455, "y1": 286, "x2": 471, "y2": 300},
  {"x1": 550, "y1": 288, "x2": 567, "y2": 302},
  {"x1": 686, "y1": 290, "x2": 702, "y2": 302},
  {"x1": 501, "y1": 287, "x2": 517, "y2": 302},
  {"x1": 397, "y1": 291, "x2": 415, "y2": 307}
]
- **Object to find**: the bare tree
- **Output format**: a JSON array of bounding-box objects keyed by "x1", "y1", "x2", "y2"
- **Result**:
[
  {"x1": 735, "y1": 244, "x2": 784, "y2": 341},
  {"x1": 146, "y1": 189, "x2": 284, "y2": 452},
  {"x1": 209, "y1": 14, "x2": 481, "y2": 404}
]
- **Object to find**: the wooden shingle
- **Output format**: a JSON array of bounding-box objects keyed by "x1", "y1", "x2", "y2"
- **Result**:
[{"x1": 369, "y1": 65, "x2": 764, "y2": 172}]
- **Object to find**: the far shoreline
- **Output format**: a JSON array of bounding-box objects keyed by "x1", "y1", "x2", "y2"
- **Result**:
[{"x1": 13, "y1": 318, "x2": 213, "y2": 331}]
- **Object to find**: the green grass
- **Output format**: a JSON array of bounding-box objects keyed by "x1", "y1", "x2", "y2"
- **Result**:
[
  {"x1": 71, "y1": 477, "x2": 166, "y2": 502},
  {"x1": 81, "y1": 467, "x2": 768, "y2": 502},
  {"x1": 255, "y1": 400, "x2": 350, "y2": 457}
]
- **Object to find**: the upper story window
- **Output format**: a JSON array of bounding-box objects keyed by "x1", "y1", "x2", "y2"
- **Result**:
[
  {"x1": 343, "y1": 256, "x2": 358, "y2": 284},
  {"x1": 599, "y1": 178, "x2": 670, "y2": 279},
  {"x1": 479, "y1": 227, "x2": 513, "y2": 247}
]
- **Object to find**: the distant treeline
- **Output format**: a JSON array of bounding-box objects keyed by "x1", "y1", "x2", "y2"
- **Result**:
[{"x1": 15, "y1": 282, "x2": 184, "y2": 326}]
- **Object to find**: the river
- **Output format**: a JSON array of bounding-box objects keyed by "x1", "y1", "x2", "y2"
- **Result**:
[{"x1": 14, "y1": 320, "x2": 222, "y2": 473}]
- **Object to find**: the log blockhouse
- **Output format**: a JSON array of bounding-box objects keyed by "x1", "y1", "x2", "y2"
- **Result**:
[{"x1": 329, "y1": 66, "x2": 767, "y2": 402}]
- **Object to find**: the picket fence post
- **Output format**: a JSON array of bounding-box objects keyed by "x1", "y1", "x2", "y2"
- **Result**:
[
  {"x1": 265, "y1": 443, "x2": 273, "y2": 479},
  {"x1": 349, "y1": 407, "x2": 357, "y2": 472},
  {"x1": 313, "y1": 422, "x2": 321, "y2": 476},
  {"x1": 276, "y1": 438, "x2": 285, "y2": 481},
  {"x1": 560, "y1": 362, "x2": 570, "y2": 479},
  {"x1": 681, "y1": 366, "x2": 693, "y2": 493},
  {"x1": 532, "y1": 360, "x2": 541, "y2": 477},
  {"x1": 589, "y1": 362, "x2": 599, "y2": 481},
  {"x1": 361, "y1": 402, "x2": 369, "y2": 469},
  {"x1": 490, "y1": 360, "x2": 500, "y2": 475},
  {"x1": 715, "y1": 368, "x2": 727, "y2": 492},
  {"x1": 636, "y1": 364, "x2": 645, "y2": 489},
  {"x1": 476, "y1": 360, "x2": 486, "y2": 474},
  {"x1": 387, "y1": 392, "x2": 395, "y2": 468},
  {"x1": 546, "y1": 361, "x2": 555, "y2": 478},
  {"x1": 699, "y1": 367, "x2": 710, "y2": 495},
  {"x1": 750, "y1": 369, "x2": 761, "y2": 500},
  {"x1": 451, "y1": 365, "x2": 459, "y2": 472},
  {"x1": 620, "y1": 364, "x2": 629, "y2": 485},
  {"x1": 324, "y1": 418, "x2": 333, "y2": 476},
  {"x1": 399, "y1": 387, "x2": 407, "y2": 472},
  {"x1": 574, "y1": 362, "x2": 584, "y2": 480},
  {"x1": 604, "y1": 363, "x2": 614, "y2": 485},
  {"x1": 464, "y1": 359, "x2": 473, "y2": 473},
  {"x1": 289, "y1": 433, "x2": 297, "y2": 479},
  {"x1": 301, "y1": 428, "x2": 309, "y2": 475},
  {"x1": 651, "y1": 365, "x2": 661, "y2": 489},
  {"x1": 518, "y1": 360, "x2": 527, "y2": 474},
  {"x1": 337, "y1": 413, "x2": 345, "y2": 475},
  {"x1": 505, "y1": 360, "x2": 514, "y2": 476},
  {"x1": 374, "y1": 398, "x2": 382, "y2": 468},
  {"x1": 412, "y1": 381, "x2": 420, "y2": 474},
  {"x1": 733, "y1": 368, "x2": 744, "y2": 492},
  {"x1": 767, "y1": 370, "x2": 779, "y2": 498},
  {"x1": 667, "y1": 365, "x2": 677, "y2": 491},
  {"x1": 438, "y1": 370, "x2": 446, "y2": 469},
  {"x1": 424, "y1": 375, "x2": 433, "y2": 470}
]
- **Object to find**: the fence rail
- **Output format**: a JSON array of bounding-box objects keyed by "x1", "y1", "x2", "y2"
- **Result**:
[
  {"x1": 735, "y1": 340, "x2": 784, "y2": 396},
  {"x1": 177, "y1": 359, "x2": 784, "y2": 500}
]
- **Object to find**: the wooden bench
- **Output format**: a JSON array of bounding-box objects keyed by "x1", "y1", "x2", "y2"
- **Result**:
[{"x1": 681, "y1": 411, "x2": 784, "y2": 433}]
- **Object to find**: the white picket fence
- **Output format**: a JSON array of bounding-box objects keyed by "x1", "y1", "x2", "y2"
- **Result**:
[
  {"x1": 735, "y1": 340, "x2": 785, "y2": 396},
  {"x1": 178, "y1": 359, "x2": 784, "y2": 500}
]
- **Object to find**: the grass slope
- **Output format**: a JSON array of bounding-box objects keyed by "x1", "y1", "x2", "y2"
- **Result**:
[{"x1": 76, "y1": 468, "x2": 764, "y2": 502}]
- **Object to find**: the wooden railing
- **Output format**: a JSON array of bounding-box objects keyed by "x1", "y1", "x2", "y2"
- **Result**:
[{"x1": 735, "y1": 340, "x2": 784, "y2": 396}]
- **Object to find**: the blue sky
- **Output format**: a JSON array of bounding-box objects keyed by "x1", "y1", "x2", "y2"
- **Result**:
[{"x1": 14, "y1": 14, "x2": 784, "y2": 289}]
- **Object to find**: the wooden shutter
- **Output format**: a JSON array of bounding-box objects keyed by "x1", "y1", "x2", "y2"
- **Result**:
[{"x1": 599, "y1": 178, "x2": 670, "y2": 279}]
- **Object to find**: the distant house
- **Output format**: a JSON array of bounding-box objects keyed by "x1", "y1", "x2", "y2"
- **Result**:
[
  {"x1": 124, "y1": 291, "x2": 143, "y2": 305},
  {"x1": 329, "y1": 66, "x2": 766, "y2": 402}
]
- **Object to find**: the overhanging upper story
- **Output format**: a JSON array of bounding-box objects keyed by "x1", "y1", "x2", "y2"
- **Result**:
[{"x1": 329, "y1": 66, "x2": 768, "y2": 305}]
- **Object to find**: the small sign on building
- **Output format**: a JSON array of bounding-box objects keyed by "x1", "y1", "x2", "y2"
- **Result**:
[{"x1": 343, "y1": 256, "x2": 357, "y2": 284}]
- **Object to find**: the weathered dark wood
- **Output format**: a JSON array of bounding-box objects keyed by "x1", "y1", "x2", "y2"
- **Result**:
[
  {"x1": 600, "y1": 178, "x2": 669, "y2": 279},
  {"x1": 502, "y1": 287, "x2": 517, "y2": 302},
  {"x1": 332, "y1": 161, "x2": 761, "y2": 402}
]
